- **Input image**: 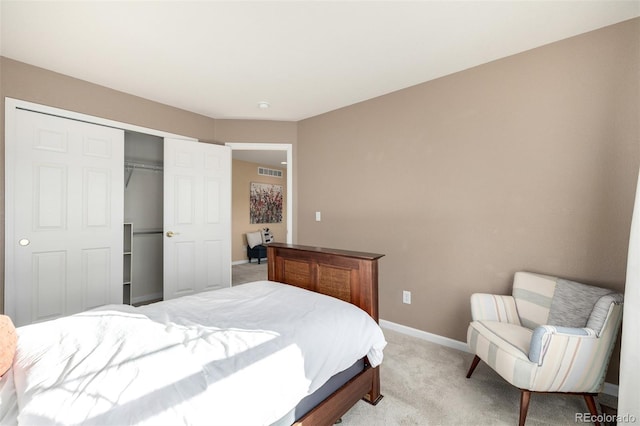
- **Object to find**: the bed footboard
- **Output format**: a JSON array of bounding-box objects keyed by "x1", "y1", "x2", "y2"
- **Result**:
[
  {"x1": 294, "y1": 365, "x2": 381, "y2": 426},
  {"x1": 266, "y1": 243, "x2": 385, "y2": 424}
]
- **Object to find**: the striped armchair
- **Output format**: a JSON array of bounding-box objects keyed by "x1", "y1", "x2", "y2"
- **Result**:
[{"x1": 466, "y1": 272, "x2": 623, "y2": 426}]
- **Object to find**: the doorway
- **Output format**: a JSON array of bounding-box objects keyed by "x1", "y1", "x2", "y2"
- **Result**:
[
  {"x1": 226, "y1": 143, "x2": 293, "y2": 275},
  {"x1": 227, "y1": 143, "x2": 292, "y2": 244}
]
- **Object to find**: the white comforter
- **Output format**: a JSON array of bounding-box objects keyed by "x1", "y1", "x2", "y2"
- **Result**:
[{"x1": 0, "y1": 281, "x2": 386, "y2": 425}]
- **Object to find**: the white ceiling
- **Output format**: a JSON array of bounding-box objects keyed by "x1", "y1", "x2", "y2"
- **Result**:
[{"x1": 1, "y1": 1, "x2": 638, "y2": 122}]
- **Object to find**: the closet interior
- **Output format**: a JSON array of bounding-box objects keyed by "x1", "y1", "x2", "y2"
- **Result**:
[{"x1": 124, "y1": 131, "x2": 164, "y2": 305}]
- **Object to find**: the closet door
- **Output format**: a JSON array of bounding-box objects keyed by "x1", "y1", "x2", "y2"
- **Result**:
[
  {"x1": 6, "y1": 109, "x2": 124, "y2": 326},
  {"x1": 163, "y1": 138, "x2": 231, "y2": 299}
]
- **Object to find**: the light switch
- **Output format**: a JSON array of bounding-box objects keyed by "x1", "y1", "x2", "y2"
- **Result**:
[{"x1": 315, "y1": 211, "x2": 322, "y2": 221}]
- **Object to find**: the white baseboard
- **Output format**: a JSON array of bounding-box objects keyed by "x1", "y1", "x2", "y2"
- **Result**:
[
  {"x1": 379, "y1": 319, "x2": 618, "y2": 398},
  {"x1": 603, "y1": 382, "x2": 619, "y2": 398},
  {"x1": 232, "y1": 260, "x2": 250, "y2": 265},
  {"x1": 380, "y1": 319, "x2": 470, "y2": 353}
]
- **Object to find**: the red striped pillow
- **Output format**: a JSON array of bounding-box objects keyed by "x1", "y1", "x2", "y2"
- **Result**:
[{"x1": 0, "y1": 315, "x2": 17, "y2": 376}]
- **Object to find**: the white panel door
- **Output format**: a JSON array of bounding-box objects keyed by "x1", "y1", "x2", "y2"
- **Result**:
[
  {"x1": 6, "y1": 109, "x2": 124, "y2": 326},
  {"x1": 163, "y1": 138, "x2": 231, "y2": 299}
]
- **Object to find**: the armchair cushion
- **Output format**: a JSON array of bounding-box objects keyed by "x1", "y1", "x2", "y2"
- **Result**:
[
  {"x1": 547, "y1": 279, "x2": 613, "y2": 328},
  {"x1": 467, "y1": 321, "x2": 536, "y2": 390},
  {"x1": 469, "y1": 321, "x2": 532, "y2": 360}
]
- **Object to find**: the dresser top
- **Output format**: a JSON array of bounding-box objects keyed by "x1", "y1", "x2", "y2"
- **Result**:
[{"x1": 267, "y1": 243, "x2": 384, "y2": 261}]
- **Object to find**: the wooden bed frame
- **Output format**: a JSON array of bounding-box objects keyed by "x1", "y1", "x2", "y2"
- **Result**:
[{"x1": 266, "y1": 243, "x2": 385, "y2": 425}]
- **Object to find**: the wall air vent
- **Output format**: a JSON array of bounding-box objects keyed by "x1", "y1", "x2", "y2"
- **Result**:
[{"x1": 258, "y1": 167, "x2": 283, "y2": 178}]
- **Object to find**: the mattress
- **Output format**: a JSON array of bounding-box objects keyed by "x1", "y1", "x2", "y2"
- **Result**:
[{"x1": 0, "y1": 281, "x2": 386, "y2": 425}]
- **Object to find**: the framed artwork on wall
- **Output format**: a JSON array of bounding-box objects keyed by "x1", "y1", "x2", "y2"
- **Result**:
[{"x1": 250, "y1": 182, "x2": 283, "y2": 224}]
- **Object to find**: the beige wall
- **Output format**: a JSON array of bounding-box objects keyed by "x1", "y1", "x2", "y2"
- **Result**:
[
  {"x1": 297, "y1": 18, "x2": 639, "y2": 383},
  {"x1": 215, "y1": 119, "x2": 297, "y2": 145},
  {"x1": 232, "y1": 159, "x2": 288, "y2": 262}
]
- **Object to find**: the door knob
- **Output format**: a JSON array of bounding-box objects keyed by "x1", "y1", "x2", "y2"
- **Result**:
[
  {"x1": 166, "y1": 231, "x2": 180, "y2": 238},
  {"x1": 18, "y1": 238, "x2": 30, "y2": 246}
]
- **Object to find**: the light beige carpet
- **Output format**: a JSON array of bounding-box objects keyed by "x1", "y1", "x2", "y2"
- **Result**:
[
  {"x1": 341, "y1": 328, "x2": 605, "y2": 426},
  {"x1": 232, "y1": 262, "x2": 268, "y2": 285}
]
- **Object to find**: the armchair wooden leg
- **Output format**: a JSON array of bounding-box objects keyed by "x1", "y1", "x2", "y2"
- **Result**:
[
  {"x1": 583, "y1": 394, "x2": 601, "y2": 426},
  {"x1": 519, "y1": 390, "x2": 531, "y2": 426},
  {"x1": 466, "y1": 355, "x2": 481, "y2": 378}
]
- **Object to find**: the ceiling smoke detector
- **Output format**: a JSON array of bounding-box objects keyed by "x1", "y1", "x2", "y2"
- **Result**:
[{"x1": 257, "y1": 101, "x2": 270, "y2": 109}]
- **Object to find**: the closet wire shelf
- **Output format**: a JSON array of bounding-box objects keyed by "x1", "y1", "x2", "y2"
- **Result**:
[{"x1": 125, "y1": 161, "x2": 163, "y2": 188}]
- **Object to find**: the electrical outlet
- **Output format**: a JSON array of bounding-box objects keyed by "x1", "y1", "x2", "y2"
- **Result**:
[
  {"x1": 403, "y1": 290, "x2": 411, "y2": 304},
  {"x1": 315, "y1": 211, "x2": 322, "y2": 221}
]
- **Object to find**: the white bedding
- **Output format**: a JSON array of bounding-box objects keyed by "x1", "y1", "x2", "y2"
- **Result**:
[{"x1": 0, "y1": 281, "x2": 386, "y2": 425}]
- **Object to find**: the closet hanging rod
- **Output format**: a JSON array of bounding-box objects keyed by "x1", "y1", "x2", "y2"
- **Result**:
[
  {"x1": 124, "y1": 161, "x2": 163, "y2": 172},
  {"x1": 133, "y1": 230, "x2": 163, "y2": 235}
]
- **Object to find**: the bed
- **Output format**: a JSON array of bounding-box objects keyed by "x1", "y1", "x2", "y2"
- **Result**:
[{"x1": 0, "y1": 243, "x2": 386, "y2": 425}]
